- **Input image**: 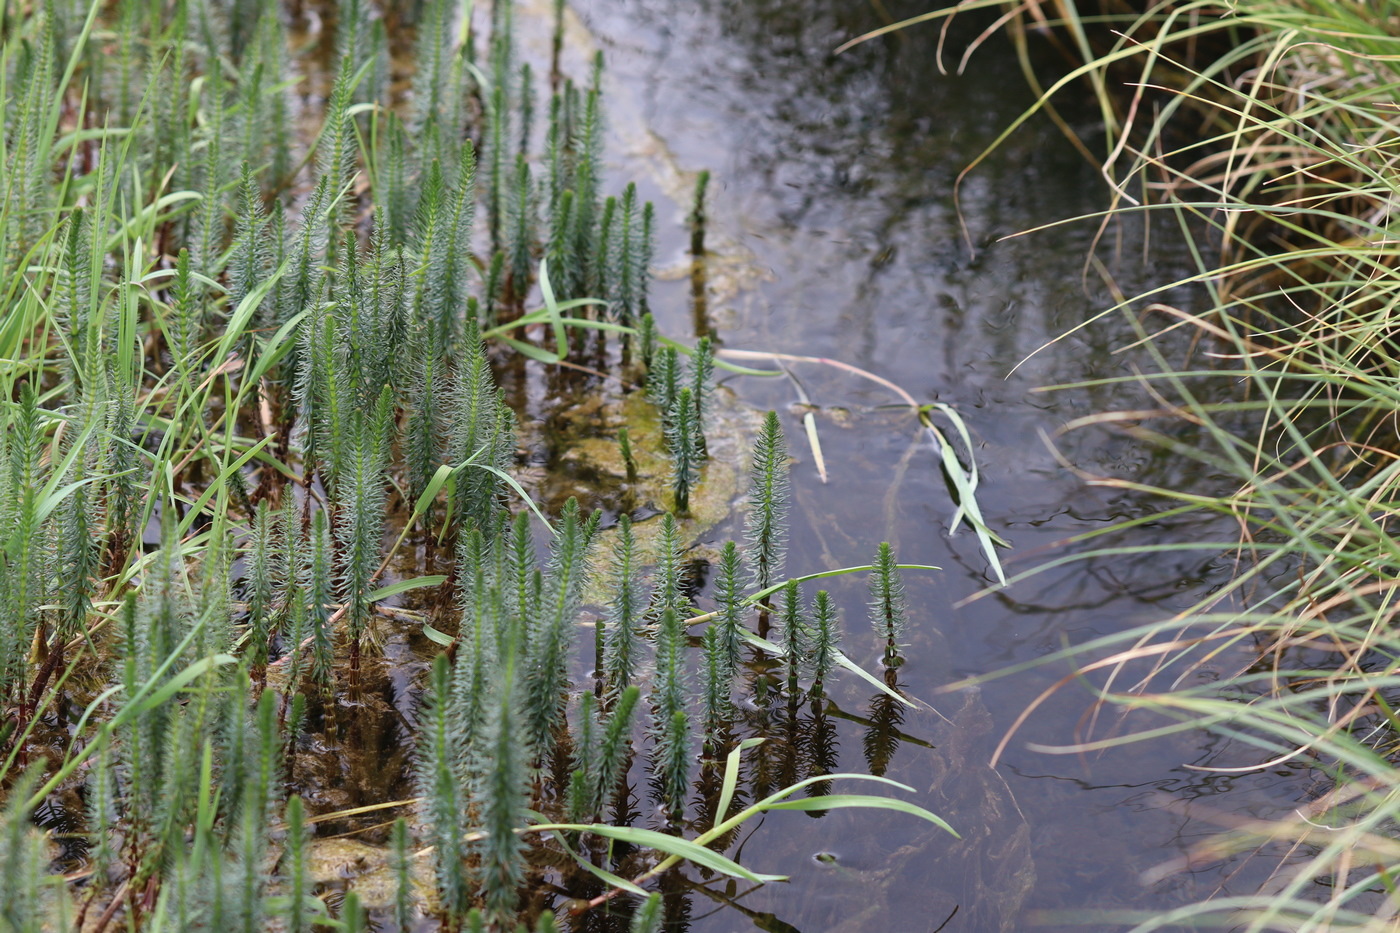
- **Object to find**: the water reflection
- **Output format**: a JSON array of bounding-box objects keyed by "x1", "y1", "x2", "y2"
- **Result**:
[{"x1": 574, "y1": 0, "x2": 1310, "y2": 929}]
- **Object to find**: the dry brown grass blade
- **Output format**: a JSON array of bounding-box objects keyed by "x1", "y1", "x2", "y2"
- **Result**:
[{"x1": 982, "y1": 629, "x2": 1248, "y2": 768}]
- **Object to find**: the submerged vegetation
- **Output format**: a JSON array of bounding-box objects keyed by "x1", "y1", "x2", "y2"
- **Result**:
[
  {"x1": 0, "y1": 0, "x2": 975, "y2": 929},
  {"x1": 840, "y1": 0, "x2": 1400, "y2": 928}
]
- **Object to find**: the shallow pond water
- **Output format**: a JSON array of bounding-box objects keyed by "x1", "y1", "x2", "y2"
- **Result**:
[
  {"x1": 17, "y1": 2, "x2": 1311, "y2": 929},
  {"x1": 535, "y1": 1, "x2": 1315, "y2": 930}
]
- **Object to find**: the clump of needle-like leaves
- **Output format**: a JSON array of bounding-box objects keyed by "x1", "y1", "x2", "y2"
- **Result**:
[{"x1": 0, "y1": 0, "x2": 955, "y2": 929}]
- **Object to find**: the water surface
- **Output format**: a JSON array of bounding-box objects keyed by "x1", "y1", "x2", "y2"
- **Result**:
[{"x1": 557, "y1": 2, "x2": 1308, "y2": 930}]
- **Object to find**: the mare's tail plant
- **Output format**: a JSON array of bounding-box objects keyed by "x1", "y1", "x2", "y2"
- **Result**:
[
  {"x1": 242, "y1": 500, "x2": 279, "y2": 680},
  {"x1": 810, "y1": 590, "x2": 841, "y2": 696},
  {"x1": 649, "y1": 512, "x2": 690, "y2": 620},
  {"x1": 688, "y1": 336, "x2": 714, "y2": 433},
  {"x1": 649, "y1": 607, "x2": 692, "y2": 819},
  {"x1": 417, "y1": 653, "x2": 469, "y2": 923},
  {"x1": 700, "y1": 624, "x2": 732, "y2": 750},
  {"x1": 305, "y1": 509, "x2": 336, "y2": 689},
  {"x1": 283, "y1": 795, "x2": 313, "y2": 933},
  {"x1": 0, "y1": 2, "x2": 963, "y2": 927},
  {"x1": 868, "y1": 542, "x2": 907, "y2": 668},
  {"x1": 746, "y1": 412, "x2": 790, "y2": 631},
  {"x1": 336, "y1": 386, "x2": 394, "y2": 683},
  {"x1": 777, "y1": 580, "x2": 809, "y2": 692},
  {"x1": 476, "y1": 652, "x2": 530, "y2": 926},
  {"x1": 566, "y1": 685, "x2": 640, "y2": 823},
  {"x1": 667, "y1": 387, "x2": 702, "y2": 514},
  {"x1": 391, "y1": 817, "x2": 414, "y2": 933},
  {"x1": 712, "y1": 541, "x2": 746, "y2": 688},
  {"x1": 0, "y1": 772, "x2": 53, "y2": 928},
  {"x1": 605, "y1": 514, "x2": 645, "y2": 694},
  {"x1": 451, "y1": 321, "x2": 515, "y2": 533},
  {"x1": 525, "y1": 498, "x2": 598, "y2": 755},
  {"x1": 646, "y1": 344, "x2": 680, "y2": 416}
]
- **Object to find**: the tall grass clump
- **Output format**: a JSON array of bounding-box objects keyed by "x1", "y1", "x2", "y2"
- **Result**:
[{"x1": 844, "y1": 1, "x2": 1400, "y2": 929}]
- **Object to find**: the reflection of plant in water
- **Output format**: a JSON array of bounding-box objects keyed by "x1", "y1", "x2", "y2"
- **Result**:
[
  {"x1": 804, "y1": 697, "x2": 841, "y2": 803},
  {"x1": 864, "y1": 670, "x2": 909, "y2": 779}
]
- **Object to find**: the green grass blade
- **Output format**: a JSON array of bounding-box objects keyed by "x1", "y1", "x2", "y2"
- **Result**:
[
  {"x1": 528, "y1": 824, "x2": 786, "y2": 883},
  {"x1": 762, "y1": 795, "x2": 958, "y2": 837}
]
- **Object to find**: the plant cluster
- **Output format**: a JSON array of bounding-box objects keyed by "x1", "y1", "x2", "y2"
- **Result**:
[
  {"x1": 0, "y1": 0, "x2": 955, "y2": 929},
  {"x1": 843, "y1": 1, "x2": 1400, "y2": 929}
]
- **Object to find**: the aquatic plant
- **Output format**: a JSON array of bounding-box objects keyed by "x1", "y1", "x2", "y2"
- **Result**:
[
  {"x1": 699, "y1": 623, "x2": 732, "y2": 748},
  {"x1": 568, "y1": 685, "x2": 640, "y2": 824},
  {"x1": 477, "y1": 651, "x2": 530, "y2": 925},
  {"x1": 649, "y1": 512, "x2": 690, "y2": 620},
  {"x1": 868, "y1": 542, "x2": 907, "y2": 668},
  {"x1": 778, "y1": 579, "x2": 809, "y2": 690},
  {"x1": 630, "y1": 893, "x2": 664, "y2": 933},
  {"x1": 525, "y1": 498, "x2": 597, "y2": 755},
  {"x1": 666, "y1": 387, "x2": 702, "y2": 514},
  {"x1": 1, "y1": 773, "x2": 51, "y2": 930},
  {"x1": 243, "y1": 500, "x2": 278, "y2": 676},
  {"x1": 809, "y1": 590, "x2": 841, "y2": 696},
  {"x1": 391, "y1": 816, "x2": 414, "y2": 932},
  {"x1": 745, "y1": 411, "x2": 791, "y2": 597},
  {"x1": 648, "y1": 607, "x2": 692, "y2": 818},
  {"x1": 284, "y1": 796, "x2": 313, "y2": 933},
  {"x1": 451, "y1": 321, "x2": 515, "y2": 533},
  {"x1": 637, "y1": 311, "x2": 657, "y2": 368},
  {"x1": 646, "y1": 343, "x2": 680, "y2": 416},
  {"x1": 0, "y1": 1, "x2": 974, "y2": 928},
  {"x1": 617, "y1": 424, "x2": 638, "y2": 484},
  {"x1": 342, "y1": 892, "x2": 366, "y2": 933},
  {"x1": 712, "y1": 541, "x2": 747, "y2": 685},
  {"x1": 688, "y1": 335, "x2": 714, "y2": 432},
  {"x1": 305, "y1": 508, "x2": 336, "y2": 689},
  {"x1": 418, "y1": 652, "x2": 469, "y2": 921},
  {"x1": 337, "y1": 386, "x2": 394, "y2": 682},
  {"x1": 604, "y1": 514, "x2": 645, "y2": 694}
]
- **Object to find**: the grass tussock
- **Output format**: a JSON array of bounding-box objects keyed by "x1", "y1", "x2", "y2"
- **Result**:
[
  {"x1": 0, "y1": 0, "x2": 976, "y2": 928},
  {"x1": 848, "y1": 0, "x2": 1400, "y2": 929}
]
